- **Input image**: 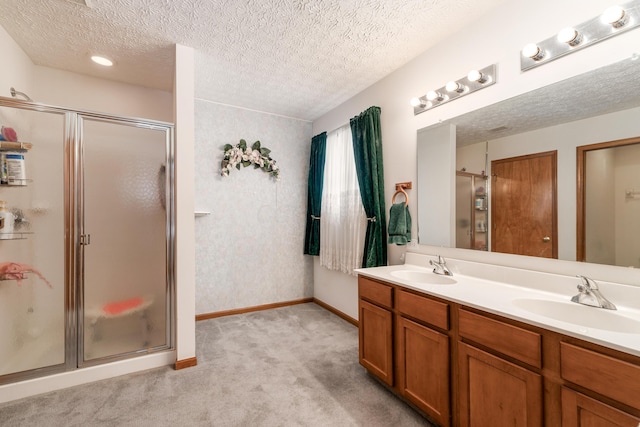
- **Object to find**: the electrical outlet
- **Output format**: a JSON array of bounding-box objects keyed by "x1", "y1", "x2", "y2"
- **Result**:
[{"x1": 407, "y1": 239, "x2": 418, "y2": 249}]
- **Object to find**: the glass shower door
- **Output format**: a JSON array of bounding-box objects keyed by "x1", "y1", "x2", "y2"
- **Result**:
[
  {"x1": 456, "y1": 173, "x2": 472, "y2": 249},
  {"x1": 79, "y1": 116, "x2": 172, "y2": 363},
  {"x1": 0, "y1": 106, "x2": 66, "y2": 380}
]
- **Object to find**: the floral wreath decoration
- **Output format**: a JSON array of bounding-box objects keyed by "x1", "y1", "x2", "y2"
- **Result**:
[{"x1": 221, "y1": 139, "x2": 279, "y2": 180}]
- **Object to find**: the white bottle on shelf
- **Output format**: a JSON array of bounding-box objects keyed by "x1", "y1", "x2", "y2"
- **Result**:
[
  {"x1": 0, "y1": 200, "x2": 15, "y2": 239},
  {"x1": 5, "y1": 152, "x2": 26, "y2": 186},
  {"x1": 0, "y1": 153, "x2": 7, "y2": 184}
]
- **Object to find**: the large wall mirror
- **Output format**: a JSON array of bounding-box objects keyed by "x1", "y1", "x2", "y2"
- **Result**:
[{"x1": 417, "y1": 55, "x2": 640, "y2": 267}]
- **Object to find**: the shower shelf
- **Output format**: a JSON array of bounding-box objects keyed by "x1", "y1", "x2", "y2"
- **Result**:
[
  {"x1": 0, "y1": 231, "x2": 33, "y2": 240},
  {"x1": 0, "y1": 141, "x2": 32, "y2": 152},
  {"x1": 0, "y1": 273, "x2": 27, "y2": 281},
  {"x1": 0, "y1": 179, "x2": 32, "y2": 186}
]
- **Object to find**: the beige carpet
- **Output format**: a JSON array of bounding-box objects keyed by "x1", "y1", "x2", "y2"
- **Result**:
[{"x1": 0, "y1": 303, "x2": 433, "y2": 426}]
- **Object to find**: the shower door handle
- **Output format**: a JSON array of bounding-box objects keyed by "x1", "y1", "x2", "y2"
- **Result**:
[{"x1": 80, "y1": 234, "x2": 91, "y2": 245}]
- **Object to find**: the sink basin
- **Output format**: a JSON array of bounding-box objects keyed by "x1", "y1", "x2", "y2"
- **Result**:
[
  {"x1": 512, "y1": 298, "x2": 640, "y2": 333},
  {"x1": 390, "y1": 270, "x2": 456, "y2": 285}
]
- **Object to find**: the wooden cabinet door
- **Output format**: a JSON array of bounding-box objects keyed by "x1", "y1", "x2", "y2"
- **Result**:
[
  {"x1": 562, "y1": 387, "x2": 640, "y2": 427},
  {"x1": 359, "y1": 299, "x2": 393, "y2": 386},
  {"x1": 459, "y1": 342, "x2": 543, "y2": 427},
  {"x1": 397, "y1": 316, "x2": 450, "y2": 426}
]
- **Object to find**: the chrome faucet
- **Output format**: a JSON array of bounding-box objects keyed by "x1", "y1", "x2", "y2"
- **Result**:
[
  {"x1": 430, "y1": 255, "x2": 452, "y2": 276},
  {"x1": 571, "y1": 275, "x2": 616, "y2": 310}
]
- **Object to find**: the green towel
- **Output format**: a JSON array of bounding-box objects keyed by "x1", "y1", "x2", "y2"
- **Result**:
[{"x1": 388, "y1": 202, "x2": 411, "y2": 245}]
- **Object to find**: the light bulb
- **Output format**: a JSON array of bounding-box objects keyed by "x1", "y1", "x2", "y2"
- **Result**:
[
  {"x1": 522, "y1": 43, "x2": 545, "y2": 60},
  {"x1": 91, "y1": 55, "x2": 113, "y2": 66},
  {"x1": 467, "y1": 69, "x2": 487, "y2": 83},
  {"x1": 426, "y1": 90, "x2": 443, "y2": 102},
  {"x1": 446, "y1": 81, "x2": 465, "y2": 93},
  {"x1": 601, "y1": 5, "x2": 628, "y2": 27},
  {"x1": 557, "y1": 27, "x2": 582, "y2": 46},
  {"x1": 410, "y1": 97, "x2": 425, "y2": 108}
]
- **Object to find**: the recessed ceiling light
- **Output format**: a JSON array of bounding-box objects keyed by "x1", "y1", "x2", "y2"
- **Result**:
[
  {"x1": 91, "y1": 55, "x2": 113, "y2": 66},
  {"x1": 489, "y1": 126, "x2": 508, "y2": 132},
  {"x1": 64, "y1": 0, "x2": 91, "y2": 6}
]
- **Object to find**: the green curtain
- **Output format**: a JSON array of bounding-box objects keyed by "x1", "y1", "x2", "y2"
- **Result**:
[
  {"x1": 350, "y1": 106, "x2": 387, "y2": 268},
  {"x1": 303, "y1": 132, "x2": 327, "y2": 256}
]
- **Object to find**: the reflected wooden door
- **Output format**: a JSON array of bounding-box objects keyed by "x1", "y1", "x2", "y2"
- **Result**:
[{"x1": 491, "y1": 151, "x2": 557, "y2": 258}]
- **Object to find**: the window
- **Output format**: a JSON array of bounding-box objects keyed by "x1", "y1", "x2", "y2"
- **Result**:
[{"x1": 319, "y1": 125, "x2": 367, "y2": 275}]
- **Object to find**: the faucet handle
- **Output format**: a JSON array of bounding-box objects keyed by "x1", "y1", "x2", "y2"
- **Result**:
[
  {"x1": 430, "y1": 255, "x2": 443, "y2": 265},
  {"x1": 576, "y1": 275, "x2": 598, "y2": 290}
]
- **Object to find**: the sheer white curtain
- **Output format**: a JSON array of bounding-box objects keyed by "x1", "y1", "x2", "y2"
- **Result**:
[{"x1": 320, "y1": 125, "x2": 367, "y2": 275}]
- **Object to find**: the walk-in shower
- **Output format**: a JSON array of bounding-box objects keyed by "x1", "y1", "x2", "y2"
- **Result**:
[{"x1": 0, "y1": 96, "x2": 174, "y2": 384}]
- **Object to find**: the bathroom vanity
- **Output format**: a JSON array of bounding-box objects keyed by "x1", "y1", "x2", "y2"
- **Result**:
[{"x1": 356, "y1": 254, "x2": 640, "y2": 427}]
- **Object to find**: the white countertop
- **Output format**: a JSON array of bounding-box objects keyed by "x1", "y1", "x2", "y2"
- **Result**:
[{"x1": 355, "y1": 256, "x2": 640, "y2": 357}]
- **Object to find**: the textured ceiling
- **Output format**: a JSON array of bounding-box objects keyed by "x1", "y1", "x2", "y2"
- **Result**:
[
  {"x1": 449, "y1": 57, "x2": 640, "y2": 146},
  {"x1": 0, "y1": 0, "x2": 507, "y2": 120}
]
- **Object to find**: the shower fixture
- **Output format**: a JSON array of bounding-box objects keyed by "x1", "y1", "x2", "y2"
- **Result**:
[{"x1": 10, "y1": 87, "x2": 33, "y2": 102}]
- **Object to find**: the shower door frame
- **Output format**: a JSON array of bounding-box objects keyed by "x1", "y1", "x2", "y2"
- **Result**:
[
  {"x1": 75, "y1": 112, "x2": 175, "y2": 367},
  {"x1": 0, "y1": 96, "x2": 175, "y2": 384}
]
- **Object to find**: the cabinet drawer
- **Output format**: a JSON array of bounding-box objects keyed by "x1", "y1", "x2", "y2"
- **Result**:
[
  {"x1": 358, "y1": 276, "x2": 393, "y2": 309},
  {"x1": 561, "y1": 387, "x2": 640, "y2": 426},
  {"x1": 397, "y1": 289, "x2": 449, "y2": 330},
  {"x1": 560, "y1": 342, "x2": 640, "y2": 410},
  {"x1": 459, "y1": 309, "x2": 542, "y2": 368}
]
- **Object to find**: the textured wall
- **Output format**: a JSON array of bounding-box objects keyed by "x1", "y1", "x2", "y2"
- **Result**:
[{"x1": 194, "y1": 101, "x2": 313, "y2": 314}]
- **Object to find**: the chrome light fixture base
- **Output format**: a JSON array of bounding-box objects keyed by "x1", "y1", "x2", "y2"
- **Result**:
[
  {"x1": 521, "y1": 0, "x2": 640, "y2": 72},
  {"x1": 412, "y1": 64, "x2": 497, "y2": 115}
]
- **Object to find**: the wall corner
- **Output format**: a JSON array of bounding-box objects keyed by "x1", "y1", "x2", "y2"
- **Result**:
[{"x1": 174, "y1": 43, "x2": 196, "y2": 362}]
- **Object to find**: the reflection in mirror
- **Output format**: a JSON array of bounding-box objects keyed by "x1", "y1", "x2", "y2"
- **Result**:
[
  {"x1": 455, "y1": 171, "x2": 488, "y2": 251},
  {"x1": 491, "y1": 151, "x2": 557, "y2": 258},
  {"x1": 417, "y1": 55, "x2": 640, "y2": 266},
  {"x1": 578, "y1": 137, "x2": 640, "y2": 267},
  {"x1": 417, "y1": 124, "x2": 455, "y2": 247}
]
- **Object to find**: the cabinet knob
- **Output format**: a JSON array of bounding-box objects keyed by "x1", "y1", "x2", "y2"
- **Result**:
[{"x1": 542, "y1": 236, "x2": 550, "y2": 242}]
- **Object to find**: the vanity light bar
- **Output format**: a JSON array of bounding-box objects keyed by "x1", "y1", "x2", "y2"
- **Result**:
[
  {"x1": 411, "y1": 64, "x2": 497, "y2": 115},
  {"x1": 521, "y1": 0, "x2": 640, "y2": 71}
]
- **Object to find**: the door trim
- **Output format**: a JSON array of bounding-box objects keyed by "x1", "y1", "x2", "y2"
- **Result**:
[{"x1": 576, "y1": 136, "x2": 640, "y2": 262}]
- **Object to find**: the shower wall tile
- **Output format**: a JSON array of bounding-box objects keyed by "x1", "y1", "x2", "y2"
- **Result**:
[{"x1": 194, "y1": 101, "x2": 313, "y2": 314}]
